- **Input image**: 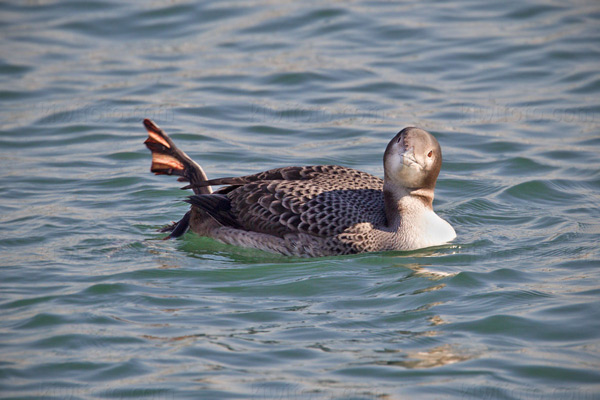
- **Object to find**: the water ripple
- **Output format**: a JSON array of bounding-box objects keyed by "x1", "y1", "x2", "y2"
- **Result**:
[{"x1": 1, "y1": 0, "x2": 599, "y2": 399}]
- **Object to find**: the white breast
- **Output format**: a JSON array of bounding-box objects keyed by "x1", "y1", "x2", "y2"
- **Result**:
[
  {"x1": 400, "y1": 207, "x2": 456, "y2": 250},
  {"x1": 421, "y1": 209, "x2": 456, "y2": 246}
]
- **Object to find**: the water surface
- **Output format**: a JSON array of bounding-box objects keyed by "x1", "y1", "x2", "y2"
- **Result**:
[{"x1": 1, "y1": 1, "x2": 599, "y2": 399}]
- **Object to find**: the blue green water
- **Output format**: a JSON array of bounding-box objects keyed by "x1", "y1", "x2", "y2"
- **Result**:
[{"x1": 1, "y1": 1, "x2": 599, "y2": 399}]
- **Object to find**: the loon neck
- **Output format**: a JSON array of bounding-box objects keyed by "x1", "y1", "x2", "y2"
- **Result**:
[{"x1": 383, "y1": 183, "x2": 434, "y2": 229}]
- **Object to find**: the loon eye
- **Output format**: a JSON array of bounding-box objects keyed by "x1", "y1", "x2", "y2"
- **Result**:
[{"x1": 427, "y1": 150, "x2": 433, "y2": 158}]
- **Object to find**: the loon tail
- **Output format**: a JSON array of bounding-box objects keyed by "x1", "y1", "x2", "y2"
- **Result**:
[{"x1": 143, "y1": 119, "x2": 213, "y2": 238}]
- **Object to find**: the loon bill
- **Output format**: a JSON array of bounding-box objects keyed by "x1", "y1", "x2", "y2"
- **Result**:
[{"x1": 143, "y1": 119, "x2": 456, "y2": 257}]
